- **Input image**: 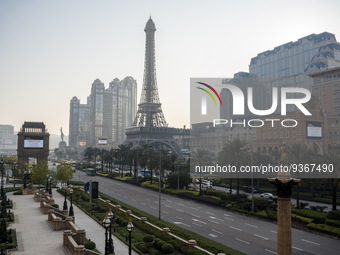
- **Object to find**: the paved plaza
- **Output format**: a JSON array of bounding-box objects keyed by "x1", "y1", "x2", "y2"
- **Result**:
[{"x1": 8, "y1": 189, "x2": 138, "y2": 255}]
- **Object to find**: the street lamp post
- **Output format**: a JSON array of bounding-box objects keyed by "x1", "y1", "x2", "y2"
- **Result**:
[
  {"x1": 69, "y1": 189, "x2": 74, "y2": 217},
  {"x1": 126, "y1": 221, "x2": 134, "y2": 255},
  {"x1": 107, "y1": 209, "x2": 114, "y2": 254},
  {"x1": 63, "y1": 188, "x2": 68, "y2": 210},
  {"x1": 48, "y1": 176, "x2": 52, "y2": 195},
  {"x1": 103, "y1": 216, "x2": 113, "y2": 255}
]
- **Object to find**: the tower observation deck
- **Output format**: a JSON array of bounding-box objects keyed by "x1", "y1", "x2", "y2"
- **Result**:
[{"x1": 125, "y1": 17, "x2": 188, "y2": 153}]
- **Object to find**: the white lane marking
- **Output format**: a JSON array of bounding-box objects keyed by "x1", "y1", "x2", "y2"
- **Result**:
[
  {"x1": 292, "y1": 246, "x2": 303, "y2": 251},
  {"x1": 245, "y1": 223, "x2": 258, "y2": 228},
  {"x1": 212, "y1": 229, "x2": 223, "y2": 235},
  {"x1": 254, "y1": 234, "x2": 269, "y2": 240},
  {"x1": 164, "y1": 204, "x2": 171, "y2": 208},
  {"x1": 209, "y1": 233, "x2": 218, "y2": 238},
  {"x1": 163, "y1": 211, "x2": 169, "y2": 215},
  {"x1": 209, "y1": 216, "x2": 224, "y2": 222},
  {"x1": 140, "y1": 202, "x2": 146, "y2": 205},
  {"x1": 176, "y1": 216, "x2": 183, "y2": 220},
  {"x1": 191, "y1": 214, "x2": 200, "y2": 218},
  {"x1": 224, "y1": 217, "x2": 234, "y2": 221},
  {"x1": 301, "y1": 239, "x2": 320, "y2": 246},
  {"x1": 192, "y1": 218, "x2": 207, "y2": 224},
  {"x1": 131, "y1": 199, "x2": 136, "y2": 202},
  {"x1": 265, "y1": 249, "x2": 277, "y2": 254},
  {"x1": 150, "y1": 206, "x2": 157, "y2": 210},
  {"x1": 178, "y1": 203, "x2": 185, "y2": 206},
  {"x1": 173, "y1": 221, "x2": 191, "y2": 227},
  {"x1": 206, "y1": 211, "x2": 215, "y2": 215},
  {"x1": 270, "y1": 230, "x2": 277, "y2": 234},
  {"x1": 193, "y1": 223, "x2": 202, "y2": 227},
  {"x1": 229, "y1": 226, "x2": 242, "y2": 231},
  {"x1": 235, "y1": 238, "x2": 250, "y2": 245},
  {"x1": 191, "y1": 207, "x2": 198, "y2": 210},
  {"x1": 224, "y1": 213, "x2": 231, "y2": 217},
  {"x1": 177, "y1": 209, "x2": 184, "y2": 213},
  {"x1": 166, "y1": 199, "x2": 173, "y2": 202}
]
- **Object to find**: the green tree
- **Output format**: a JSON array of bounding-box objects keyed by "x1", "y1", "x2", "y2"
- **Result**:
[
  {"x1": 31, "y1": 163, "x2": 49, "y2": 185},
  {"x1": 55, "y1": 164, "x2": 73, "y2": 185},
  {"x1": 219, "y1": 138, "x2": 249, "y2": 195},
  {"x1": 287, "y1": 143, "x2": 314, "y2": 208},
  {"x1": 321, "y1": 149, "x2": 340, "y2": 211},
  {"x1": 166, "y1": 170, "x2": 191, "y2": 189},
  {"x1": 191, "y1": 149, "x2": 213, "y2": 195},
  {"x1": 83, "y1": 147, "x2": 94, "y2": 166}
]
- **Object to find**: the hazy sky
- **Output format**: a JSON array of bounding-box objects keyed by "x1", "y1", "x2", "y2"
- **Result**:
[{"x1": 1, "y1": 0, "x2": 340, "y2": 136}]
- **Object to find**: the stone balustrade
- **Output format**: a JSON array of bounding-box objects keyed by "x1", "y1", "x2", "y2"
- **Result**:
[{"x1": 63, "y1": 230, "x2": 100, "y2": 255}]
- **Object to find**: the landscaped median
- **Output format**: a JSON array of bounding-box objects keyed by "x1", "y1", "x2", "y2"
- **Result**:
[
  {"x1": 57, "y1": 187, "x2": 245, "y2": 255},
  {"x1": 139, "y1": 181, "x2": 340, "y2": 238}
]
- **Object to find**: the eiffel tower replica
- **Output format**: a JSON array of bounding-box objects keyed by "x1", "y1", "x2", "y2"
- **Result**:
[{"x1": 125, "y1": 17, "x2": 188, "y2": 153}]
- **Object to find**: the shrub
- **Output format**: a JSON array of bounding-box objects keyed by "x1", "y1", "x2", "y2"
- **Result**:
[
  {"x1": 143, "y1": 235, "x2": 154, "y2": 243},
  {"x1": 328, "y1": 210, "x2": 340, "y2": 221},
  {"x1": 292, "y1": 208, "x2": 327, "y2": 224},
  {"x1": 84, "y1": 240, "x2": 96, "y2": 250},
  {"x1": 291, "y1": 213, "x2": 313, "y2": 224},
  {"x1": 254, "y1": 197, "x2": 272, "y2": 211},
  {"x1": 52, "y1": 204, "x2": 59, "y2": 208},
  {"x1": 156, "y1": 240, "x2": 166, "y2": 249},
  {"x1": 153, "y1": 238, "x2": 161, "y2": 245},
  {"x1": 161, "y1": 243, "x2": 174, "y2": 254},
  {"x1": 307, "y1": 223, "x2": 340, "y2": 237},
  {"x1": 325, "y1": 219, "x2": 340, "y2": 228}
]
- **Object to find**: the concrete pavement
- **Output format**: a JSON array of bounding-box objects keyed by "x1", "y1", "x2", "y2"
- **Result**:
[{"x1": 8, "y1": 189, "x2": 138, "y2": 255}]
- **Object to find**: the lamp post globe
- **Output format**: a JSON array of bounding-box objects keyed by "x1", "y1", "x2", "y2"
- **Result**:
[
  {"x1": 102, "y1": 217, "x2": 111, "y2": 255},
  {"x1": 107, "y1": 209, "x2": 114, "y2": 254},
  {"x1": 69, "y1": 189, "x2": 74, "y2": 216},
  {"x1": 126, "y1": 222, "x2": 134, "y2": 255}
]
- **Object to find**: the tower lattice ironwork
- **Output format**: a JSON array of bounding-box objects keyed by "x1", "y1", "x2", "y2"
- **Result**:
[
  {"x1": 133, "y1": 17, "x2": 167, "y2": 128},
  {"x1": 125, "y1": 18, "x2": 189, "y2": 153}
]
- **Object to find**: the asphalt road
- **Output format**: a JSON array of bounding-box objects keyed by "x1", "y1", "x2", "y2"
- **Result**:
[{"x1": 74, "y1": 171, "x2": 340, "y2": 255}]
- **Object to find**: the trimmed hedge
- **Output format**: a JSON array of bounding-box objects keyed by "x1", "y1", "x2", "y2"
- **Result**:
[
  {"x1": 291, "y1": 213, "x2": 313, "y2": 224},
  {"x1": 325, "y1": 219, "x2": 340, "y2": 228},
  {"x1": 292, "y1": 208, "x2": 327, "y2": 224},
  {"x1": 328, "y1": 210, "x2": 340, "y2": 221},
  {"x1": 307, "y1": 223, "x2": 340, "y2": 237}
]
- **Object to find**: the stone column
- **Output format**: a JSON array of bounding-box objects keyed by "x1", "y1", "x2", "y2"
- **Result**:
[{"x1": 269, "y1": 142, "x2": 299, "y2": 255}]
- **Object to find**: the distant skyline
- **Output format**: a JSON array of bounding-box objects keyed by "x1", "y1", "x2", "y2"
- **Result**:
[{"x1": 1, "y1": 0, "x2": 340, "y2": 136}]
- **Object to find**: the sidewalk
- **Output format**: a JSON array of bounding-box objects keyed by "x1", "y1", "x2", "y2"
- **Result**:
[{"x1": 9, "y1": 189, "x2": 138, "y2": 255}]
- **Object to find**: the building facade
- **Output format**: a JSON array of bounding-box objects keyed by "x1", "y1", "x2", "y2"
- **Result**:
[
  {"x1": 0, "y1": 124, "x2": 17, "y2": 155},
  {"x1": 69, "y1": 77, "x2": 137, "y2": 148},
  {"x1": 193, "y1": 32, "x2": 340, "y2": 158}
]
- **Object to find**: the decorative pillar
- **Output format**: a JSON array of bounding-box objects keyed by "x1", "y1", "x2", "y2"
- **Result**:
[{"x1": 269, "y1": 142, "x2": 299, "y2": 255}]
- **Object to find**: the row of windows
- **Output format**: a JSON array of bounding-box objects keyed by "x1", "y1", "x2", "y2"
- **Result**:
[{"x1": 262, "y1": 131, "x2": 296, "y2": 139}]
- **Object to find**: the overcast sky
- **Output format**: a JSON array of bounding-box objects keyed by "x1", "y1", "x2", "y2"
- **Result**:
[{"x1": 1, "y1": 0, "x2": 340, "y2": 136}]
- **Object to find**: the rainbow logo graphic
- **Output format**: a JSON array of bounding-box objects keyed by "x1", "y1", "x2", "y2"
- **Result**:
[{"x1": 196, "y1": 82, "x2": 222, "y2": 115}]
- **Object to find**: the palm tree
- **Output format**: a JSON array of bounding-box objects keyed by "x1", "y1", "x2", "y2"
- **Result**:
[
  {"x1": 117, "y1": 144, "x2": 131, "y2": 177},
  {"x1": 287, "y1": 143, "x2": 314, "y2": 208},
  {"x1": 83, "y1": 147, "x2": 94, "y2": 166},
  {"x1": 138, "y1": 143, "x2": 153, "y2": 182},
  {"x1": 321, "y1": 148, "x2": 340, "y2": 211},
  {"x1": 191, "y1": 149, "x2": 213, "y2": 195},
  {"x1": 219, "y1": 138, "x2": 249, "y2": 195}
]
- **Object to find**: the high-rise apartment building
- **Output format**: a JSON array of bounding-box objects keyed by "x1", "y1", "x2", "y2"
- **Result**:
[
  {"x1": 0, "y1": 124, "x2": 17, "y2": 155},
  {"x1": 104, "y1": 77, "x2": 137, "y2": 146},
  {"x1": 89, "y1": 79, "x2": 105, "y2": 146},
  {"x1": 69, "y1": 77, "x2": 137, "y2": 148}
]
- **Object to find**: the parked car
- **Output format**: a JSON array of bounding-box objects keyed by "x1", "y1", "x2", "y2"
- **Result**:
[
  {"x1": 261, "y1": 192, "x2": 274, "y2": 199},
  {"x1": 243, "y1": 186, "x2": 257, "y2": 193}
]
